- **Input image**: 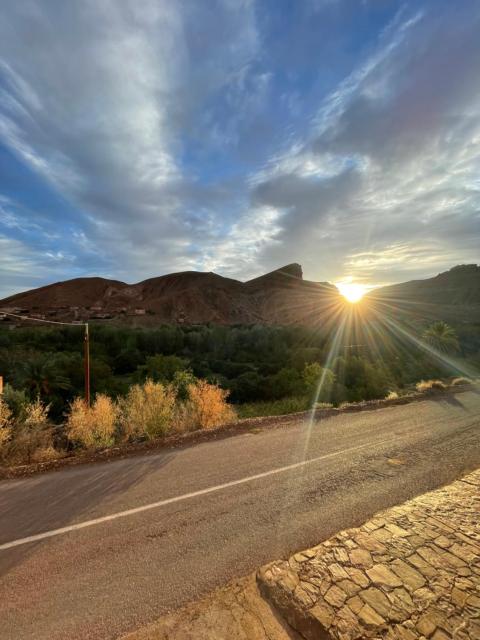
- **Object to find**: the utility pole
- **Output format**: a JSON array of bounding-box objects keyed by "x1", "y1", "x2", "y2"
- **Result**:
[{"x1": 84, "y1": 323, "x2": 90, "y2": 407}]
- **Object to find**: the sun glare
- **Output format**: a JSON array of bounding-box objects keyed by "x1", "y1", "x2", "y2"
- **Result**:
[{"x1": 337, "y1": 282, "x2": 367, "y2": 303}]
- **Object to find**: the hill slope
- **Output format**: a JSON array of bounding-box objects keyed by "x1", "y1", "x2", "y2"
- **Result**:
[
  {"x1": 371, "y1": 265, "x2": 480, "y2": 305},
  {"x1": 0, "y1": 264, "x2": 339, "y2": 325},
  {"x1": 1, "y1": 263, "x2": 479, "y2": 326},
  {"x1": 367, "y1": 264, "x2": 480, "y2": 324}
]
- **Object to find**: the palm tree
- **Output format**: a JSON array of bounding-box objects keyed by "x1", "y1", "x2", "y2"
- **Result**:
[
  {"x1": 422, "y1": 321, "x2": 459, "y2": 354},
  {"x1": 16, "y1": 356, "x2": 70, "y2": 398}
]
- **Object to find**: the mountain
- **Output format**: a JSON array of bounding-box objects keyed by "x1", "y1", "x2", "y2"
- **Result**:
[
  {"x1": 0, "y1": 264, "x2": 339, "y2": 326},
  {"x1": 367, "y1": 264, "x2": 480, "y2": 324},
  {"x1": 371, "y1": 265, "x2": 480, "y2": 305},
  {"x1": 1, "y1": 263, "x2": 478, "y2": 326}
]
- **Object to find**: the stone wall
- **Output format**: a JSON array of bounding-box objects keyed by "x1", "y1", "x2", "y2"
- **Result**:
[{"x1": 258, "y1": 470, "x2": 480, "y2": 640}]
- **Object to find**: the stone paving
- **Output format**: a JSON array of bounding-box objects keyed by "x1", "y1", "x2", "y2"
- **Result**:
[{"x1": 257, "y1": 470, "x2": 480, "y2": 640}]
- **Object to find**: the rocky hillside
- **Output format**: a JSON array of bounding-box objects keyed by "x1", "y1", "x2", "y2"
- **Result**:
[
  {"x1": 371, "y1": 265, "x2": 480, "y2": 305},
  {"x1": 0, "y1": 263, "x2": 339, "y2": 325},
  {"x1": 1, "y1": 263, "x2": 478, "y2": 326}
]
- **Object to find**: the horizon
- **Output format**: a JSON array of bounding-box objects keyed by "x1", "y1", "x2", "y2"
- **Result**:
[
  {"x1": 2, "y1": 260, "x2": 478, "y2": 301},
  {"x1": 1, "y1": 1, "x2": 479, "y2": 298}
]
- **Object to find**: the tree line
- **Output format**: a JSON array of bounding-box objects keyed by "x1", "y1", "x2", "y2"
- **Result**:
[{"x1": 0, "y1": 319, "x2": 477, "y2": 422}]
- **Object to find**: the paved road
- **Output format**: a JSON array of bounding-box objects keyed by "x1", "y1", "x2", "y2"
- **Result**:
[{"x1": 1, "y1": 390, "x2": 480, "y2": 640}]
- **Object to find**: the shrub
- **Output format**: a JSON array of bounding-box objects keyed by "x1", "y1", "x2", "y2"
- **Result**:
[
  {"x1": 303, "y1": 363, "x2": 335, "y2": 402},
  {"x1": 385, "y1": 391, "x2": 399, "y2": 400},
  {"x1": 31, "y1": 445, "x2": 62, "y2": 463},
  {"x1": 230, "y1": 371, "x2": 268, "y2": 403},
  {"x1": 185, "y1": 381, "x2": 236, "y2": 430},
  {"x1": 66, "y1": 394, "x2": 117, "y2": 449},
  {"x1": 172, "y1": 369, "x2": 197, "y2": 401},
  {"x1": 138, "y1": 354, "x2": 189, "y2": 382},
  {"x1": 0, "y1": 398, "x2": 13, "y2": 457},
  {"x1": 2, "y1": 384, "x2": 29, "y2": 419},
  {"x1": 119, "y1": 380, "x2": 176, "y2": 441},
  {"x1": 316, "y1": 402, "x2": 334, "y2": 409},
  {"x1": 91, "y1": 394, "x2": 117, "y2": 446},
  {"x1": 416, "y1": 379, "x2": 447, "y2": 393},
  {"x1": 8, "y1": 398, "x2": 55, "y2": 464},
  {"x1": 450, "y1": 377, "x2": 472, "y2": 386},
  {"x1": 266, "y1": 367, "x2": 304, "y2": 400}
]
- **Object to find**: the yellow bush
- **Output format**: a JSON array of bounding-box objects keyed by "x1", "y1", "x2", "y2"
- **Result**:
[
  {"x1": 385, "y1": 391, "x2": 399, "y2": 400},
  {"x1": 416, "y1": 379, "x2": 447, "y2": 393},
  {"x1": 24, "y1": 397, "x2": 50, "y2": 426},
  {"x1": 119, "y1": 379, "x2": 176, "y2": 440},
  {"x1": 7, "y1": 398, "x2": 56, "y2": 464},
  {"x1": 0, "y1": 398, "x2": 13, "y2": 456},
  {"x1": 186, "y1": 381, "x2": 236, "y2": 430},
  {"x1": 66, "y1": 394, "x2": 117, "y2": 449}
]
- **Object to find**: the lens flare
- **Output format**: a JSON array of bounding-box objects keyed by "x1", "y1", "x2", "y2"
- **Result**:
[{"x1": 337, "y1": 282, "x2": 366, "y2": 303}]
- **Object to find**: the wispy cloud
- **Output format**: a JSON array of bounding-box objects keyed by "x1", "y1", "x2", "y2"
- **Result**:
[
  {"x1": 0, "y1": 1, "x2": 478, "y2": 296},
  {"x1": 249, "y1": 2, "x2": 480, "y2": 284}
]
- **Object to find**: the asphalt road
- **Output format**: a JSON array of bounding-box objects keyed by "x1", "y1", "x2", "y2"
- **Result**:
[{"x1": 1, "y1": 390, "x2": 480, "y2": 640}]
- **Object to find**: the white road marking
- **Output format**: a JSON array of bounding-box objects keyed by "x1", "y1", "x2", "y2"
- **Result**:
[{"x1": 0, "y1": 438, "x2": 392, "y2": 551}]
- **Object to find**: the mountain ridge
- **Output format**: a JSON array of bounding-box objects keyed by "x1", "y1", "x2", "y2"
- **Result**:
[
  {"x1": 1, "y1": 263, "x2": 479, "y2": 326},
  {"x1": 368, "y1": 264, "x2": 480, "y2": 306}
]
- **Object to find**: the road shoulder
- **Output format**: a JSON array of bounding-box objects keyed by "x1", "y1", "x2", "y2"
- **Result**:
[{"x1": 120, "y1": 574, "x2": 301, "y2": 640}]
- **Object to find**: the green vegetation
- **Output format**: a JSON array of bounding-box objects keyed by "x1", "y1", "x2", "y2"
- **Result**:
[
  {"x1": 422, "y1": 321, "x2": 460, "y2": 354},
  {"x1": 237, "y1": 396, "x2": 312, "y2": 418},
  {"x1": 0, "y1": 319, "x2": 478, "y2": 432}
]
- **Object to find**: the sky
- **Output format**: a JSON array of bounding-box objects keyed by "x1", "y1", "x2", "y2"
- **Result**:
[{"x1": 0, "y1": 0, "x2": 479, "y2": 297}]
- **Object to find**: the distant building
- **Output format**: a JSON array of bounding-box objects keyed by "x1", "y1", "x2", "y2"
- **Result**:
[{"x1": 2, "y1": 307, "x2": 29, "y2": 314}]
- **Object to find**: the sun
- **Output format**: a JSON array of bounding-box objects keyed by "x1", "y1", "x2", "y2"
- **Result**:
[{"x1": 337, "y1": 282, "x2": 367, "y2": 303}]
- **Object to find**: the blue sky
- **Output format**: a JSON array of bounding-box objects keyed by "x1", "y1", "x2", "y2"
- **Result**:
[{"x1": 0, "y1": 0, "x2": 479, "y2": 297}]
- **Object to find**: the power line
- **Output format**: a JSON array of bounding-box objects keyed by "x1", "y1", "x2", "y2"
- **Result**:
[
  {"x1": 0, "y1": 311, "x2": 91, "y2": 405},
  {"x1": 0, "y1": 311, "x2": 83, "y2": 326}
]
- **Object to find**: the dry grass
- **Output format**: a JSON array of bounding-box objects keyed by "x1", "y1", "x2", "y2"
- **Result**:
[
  {"x1": 316, "y1": 402, "x2": 334, "y2": 409},
  {"x1": 30, "y1": 445, "x2": 62, "y2": 463},
  {"x1": 7, "y1": 398, "x2": 56, "y2": 464},
  {"x1": 66, "y1": 394, "x2": 117, "y2": 449},
  {"x1": 0, "y1": 398, "x2": 13, "y2": 456},
  {"x1": 24, "y1": 397, "x2": 50, "y2": 426},
  {"x1": 416, "y1": 379, "x2": 447, "y2": 393},
  {"x1": 185, "y1": 381, "x2": 236, "y2": 430},
  {"x1": 451, "y1": 377, "x2": 472, "y2": 386},
  {"x1": 119, "y1": 380, "x2": 176, "y2": 441},
  {"x1": 385, "y1": 391, "x2": 399, "y2": 400}
]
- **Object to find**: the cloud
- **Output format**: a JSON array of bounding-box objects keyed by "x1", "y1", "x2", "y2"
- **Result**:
[
  {"x1": 0, "y1": 0, "x2": 263, "y2": 286},
  {"x1": 0, "y1": 1, "x2": 478, "y2": 294},
  {"x1": 0, "y1": 234, "x2": 74, "y2": 297},
  {"x1": 250, "y1": 2, "x2": 480, "y2": 284}
]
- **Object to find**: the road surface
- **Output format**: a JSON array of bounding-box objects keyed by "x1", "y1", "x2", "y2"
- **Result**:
[{"x1": 1, "y1": 390, "x2": 480, "y2": 639}]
